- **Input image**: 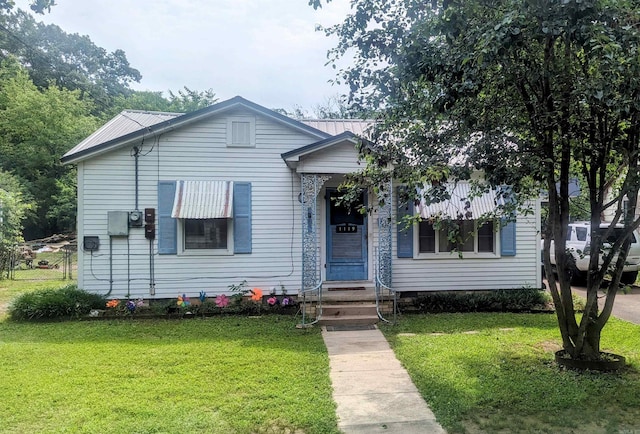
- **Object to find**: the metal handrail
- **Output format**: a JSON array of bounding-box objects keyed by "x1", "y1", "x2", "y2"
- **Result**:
[
  {"x1": 297, "y1": 280, "x2": 323, "y2": 328},
  {"x1": 374, "y1": 247, "x2": 397, "y2": 324}
]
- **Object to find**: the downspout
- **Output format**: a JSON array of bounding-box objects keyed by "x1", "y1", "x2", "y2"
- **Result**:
[{"x1": 107, "y1": 236, "x2": 113, "y2": 296}]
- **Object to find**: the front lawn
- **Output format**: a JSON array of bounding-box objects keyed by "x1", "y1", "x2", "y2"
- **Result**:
[
  {"x1": 381, "y1": 313, "x2": 640, "y2": 433},
  {"x1": 0, "y1": 316, "x2": 339, "y2": 434}
]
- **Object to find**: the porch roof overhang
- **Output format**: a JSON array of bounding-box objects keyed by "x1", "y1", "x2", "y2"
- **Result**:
[{"x1": 281, "y1": 131, "x2": 375, "y2": 173}]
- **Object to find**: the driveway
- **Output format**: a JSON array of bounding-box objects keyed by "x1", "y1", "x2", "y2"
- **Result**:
[{"x1": 571, "y1": 285, "x2": 640, "y2": 325}]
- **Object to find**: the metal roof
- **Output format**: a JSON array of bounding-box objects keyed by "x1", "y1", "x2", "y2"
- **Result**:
[
  {"x1": 63, "y1": 110, "x2": 181, "y2": 159},
  {"x1": 301, "y1": 119, "x2": 375, "y2": 138},
  {"x1": 61, "y1": 96, "x2": 331, "y2": 164},
  {"x1": 418, "y1": 183, "x2": 502, "y2": 220},
  {"x1": 171, "y1": 180, "x2": 233, "y2": 219}
]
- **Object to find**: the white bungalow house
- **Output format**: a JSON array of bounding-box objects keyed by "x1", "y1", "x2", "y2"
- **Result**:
[{"x1": 62, "y1": 96, "x2": 542, "y2": 312}]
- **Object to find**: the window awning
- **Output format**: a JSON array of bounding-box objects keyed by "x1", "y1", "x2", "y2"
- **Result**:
[
  {"x1": 418, "y1": 183, "x2": 500, "y2": 220},
  {"x1": 171, "y1": 180, "x2": 233, "y2": 219}
]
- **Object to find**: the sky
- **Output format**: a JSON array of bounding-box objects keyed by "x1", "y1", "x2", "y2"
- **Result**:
[{"x1": 14, "y1": 0, "x2": 353, "y2": 112}]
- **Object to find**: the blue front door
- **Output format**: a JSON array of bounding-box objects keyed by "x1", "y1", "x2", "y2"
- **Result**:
[{"x1": 326, "y1": 189, "x2": 368, "y2": 281}]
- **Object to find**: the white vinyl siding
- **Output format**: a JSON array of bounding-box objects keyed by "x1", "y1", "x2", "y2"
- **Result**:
[
  {"x1": 74, "y1": 104, "x2": 542, "y2": 298},
  {"x1": 295, "y1": 142, "x2": 363, "y2": 174},
  {"x1": 76, "y1": 110, "x2": 311, "y2": 298},
  {"x1": 392, "y1": 195, "x2": 541, "y2": 292}
]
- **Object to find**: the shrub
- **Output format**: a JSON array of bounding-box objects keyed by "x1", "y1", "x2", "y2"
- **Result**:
[
  {"x1": 8, "y1": 284, "x2": 106, "y2": 321},
  {"x1": 410, "y1": 288, "x2": 550, "y2": 314}
]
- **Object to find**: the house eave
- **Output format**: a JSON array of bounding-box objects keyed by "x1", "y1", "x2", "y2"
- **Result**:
[
  {"x1": 62, "y1": 96, "x2": 331, "y2": 165},
  {"x1": 282, "y1": 131, "x2": 364, "y2": 161}
]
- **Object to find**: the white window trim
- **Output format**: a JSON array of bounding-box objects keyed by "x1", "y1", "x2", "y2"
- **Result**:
[
  {"x1": 226, "y1": 116, "x2": 256, "y2": 148},
  {"x1": 413, "y1": 220, "x2": 501, "y2": 259},
  {"x1": 177, "y1": 218, "x2": 234, "y2": 256}
]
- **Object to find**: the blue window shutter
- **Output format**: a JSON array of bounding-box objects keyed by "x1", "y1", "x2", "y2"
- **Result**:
[
  {"x1": 500, "y1": 218, "x2": 517, "y2": 256},
  {"x1": 158, "y1": 181, "x2": 177, "y2": 254},
  {"x1": 397, "y1": 187, "x2": 414, "y2": 258},
  {"x1": 234, "y1": 182, "x2": 252, "y2": 254}
]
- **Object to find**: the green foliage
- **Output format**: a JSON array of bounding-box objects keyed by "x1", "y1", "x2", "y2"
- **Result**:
[
  {"x1": 411, "y1": 288, "x2": 550, "y2": 314},
  {"x1": 0, "y1": 61, "x2": 96, "y2": 237},
  {"x1": 0, "y1": 0, "x2": 55, "y2": 15},
  {"x1": 44, "y1": 169, "x2": 76, "y2": 232},
  {"x1": 8, "y1": 284, "x2": 105, "y2": 320},
  {"x1": 109, "y1": 86, "x2": 218, "y2": 118},
  {"x1": 0, "y1": 169, "x2": 32, "y2": 275},
  {"x1": 0, "y1": 9, "x2": 141, "y2": 108},
  {"x1": 325, "y1": 0, "x2": 640, "y2": 360}
]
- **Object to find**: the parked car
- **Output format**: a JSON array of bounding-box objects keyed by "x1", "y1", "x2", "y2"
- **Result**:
[{"x1": 546, "y1": 222, "x2": 640, "y2": 285}]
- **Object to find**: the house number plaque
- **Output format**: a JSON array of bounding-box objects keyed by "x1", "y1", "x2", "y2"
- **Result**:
[{"x1": 336, "y1": 223, "x2": 358, "y2": 233}]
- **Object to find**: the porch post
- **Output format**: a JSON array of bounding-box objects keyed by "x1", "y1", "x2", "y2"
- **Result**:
[
  {"x1": 376, "y1": 178, "x2": 393, "y2": 288},
  {"x1": 301, "y1": 173, "x2": 331, "y2": 291}
]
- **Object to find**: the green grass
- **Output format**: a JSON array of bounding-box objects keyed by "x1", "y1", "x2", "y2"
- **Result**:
[
  {"x1": 0, "y1": 316, "x2": 339, "y2": 434},
  {"x1": 5, "y1": 276, "x2": 640, "y2": 433},
  {"x1": 380, "y1": 313, "x2": 640, "y2": 433},
  {"x1": 0, "y1": 272, "x2": 72, "y2": 316}
]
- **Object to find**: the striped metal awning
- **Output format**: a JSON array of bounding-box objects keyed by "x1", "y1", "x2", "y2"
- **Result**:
[
  {"x1": 418, "y1": 183, "x2": 499, "y2": 220},
  {"x1": 171, "y1": 180, "x2": 233, "y2": 219}
]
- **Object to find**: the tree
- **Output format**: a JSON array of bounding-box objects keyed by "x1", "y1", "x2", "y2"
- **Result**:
[
  {"x1": 0, "y1": 60, "x2": 97, "y2": 238},
  {"x1": 107, "y1": 87, "x2": 218, "y2": 119},
  {"x1": 324, "y1": 0, "x2": 640, "y2": 361},
  {"x1": 0, "y1": 0, "x2": 56, "y2": 15},
  {"x1": 0, "y1": 169, "x2": 32, "y2": 276},
  {"x1": 0, "y1": 9, "x2": 142, "y2": 111}
]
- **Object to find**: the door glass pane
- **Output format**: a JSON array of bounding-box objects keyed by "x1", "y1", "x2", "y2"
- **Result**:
[{"x1": 329, "y1": 192, "x2": 364, "y2": 225}]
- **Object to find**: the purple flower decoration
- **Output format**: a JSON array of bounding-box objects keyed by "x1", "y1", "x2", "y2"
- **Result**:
[
  {"x1": 281, "y1": 297, "x2": 291, "y2": 306},
  {"x1": 126, "y1": 300, "x2": 136, "y2": 312},
  {"x1": 215, "y1": 294, "x2": 229, "y2": 308}
]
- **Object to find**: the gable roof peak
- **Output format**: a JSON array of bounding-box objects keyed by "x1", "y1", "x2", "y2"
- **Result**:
[{"x1": 62, "y1": 96, "x2": 331, "y2": 164}]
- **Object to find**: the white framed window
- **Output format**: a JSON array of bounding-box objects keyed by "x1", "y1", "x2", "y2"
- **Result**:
[
  {"x1": 416, "y1": 219, "x2": 498, "y2": 258},
  {"x1": 227, "y1": 117, "x2": 255, "y2": 147},
  {"x1": 179, "y1": 218, "x2": 233, "y2": 255}
]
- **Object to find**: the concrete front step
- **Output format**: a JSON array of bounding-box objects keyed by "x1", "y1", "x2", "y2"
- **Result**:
[
  {"x1": 319, "y1": 314, "x2": 380, "y2": 326},
  {"x1": 319, "y1": 304, "x2": 379, "y2": 326},
  {"x1": 323, "y1": 304, "x2": 377, "y2": 317}
]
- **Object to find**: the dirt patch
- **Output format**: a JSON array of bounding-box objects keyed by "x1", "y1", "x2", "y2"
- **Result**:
[{"x1": 535, "y1": 340, "x2": 562, "y2": 353}]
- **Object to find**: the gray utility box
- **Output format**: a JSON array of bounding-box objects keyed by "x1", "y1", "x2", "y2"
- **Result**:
[{"x1": 108, "y1": 211, "x2": 129, "y2": 236}]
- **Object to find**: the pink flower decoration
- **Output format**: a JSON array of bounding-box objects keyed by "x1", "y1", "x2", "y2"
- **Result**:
[
  {"x1": 267, "y1": 297, "x2": 277, "y2": 306},
  {"x1": 215, "y1": 294, "x2": 229, "y2": 308}
]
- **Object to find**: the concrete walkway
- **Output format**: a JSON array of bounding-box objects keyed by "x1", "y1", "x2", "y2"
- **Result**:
[{"x1": 322, "y1": 326, "x2": 446, "y2": 434}]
